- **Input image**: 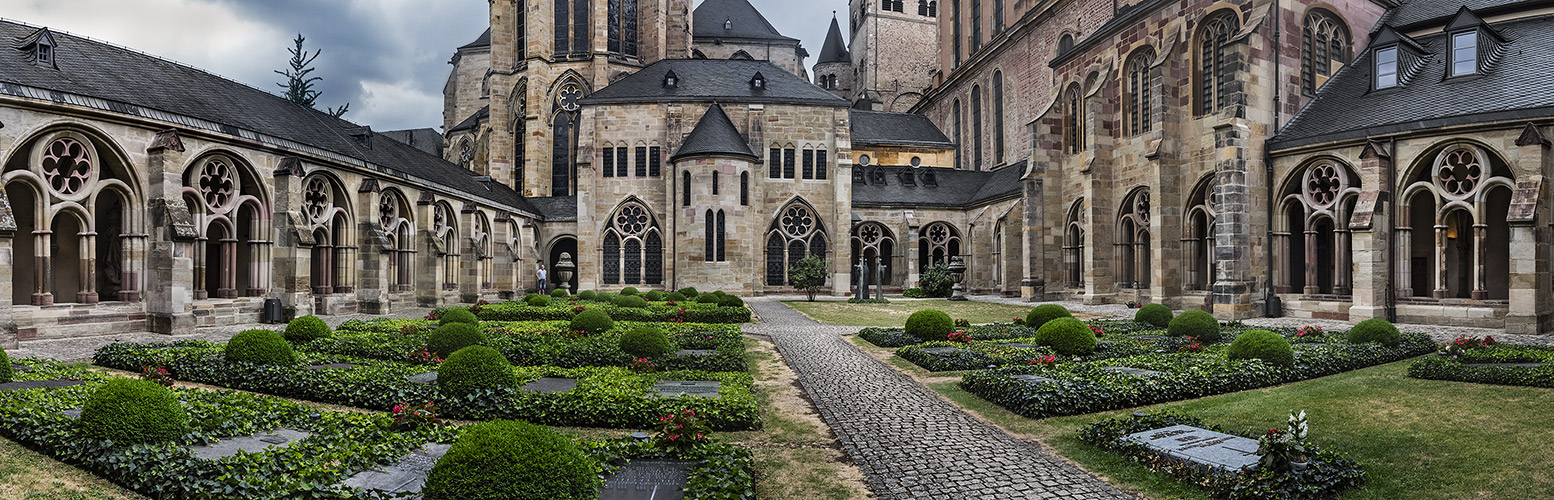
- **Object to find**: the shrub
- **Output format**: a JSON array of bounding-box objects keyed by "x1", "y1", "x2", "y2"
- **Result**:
[
  {"x1": 422, "y1": 419, "x2": 598, "y2": 500},
  {"x1": 437, "y1": 345, "x2": 516, "y2": 399},
  {"x1": 525, "y1": 294, "x2": 552, "y2": 307},
  {"x1": 1134, "y1": 304, "x2": 1173, "y2": 328},
  {"x1": 1025, "y1": 304, "x2": 1073, "y2": 330},
  {"x1": 427, "y1": 323, "x2": 486, "y2": 358},
  {"x1": 612, "y1": 295, "x2": 649, "y2": 308},
  {"x1": 619, "y1": 326, "x2": 674, "y2": 358},
  {"x1": 621, "y1": 287, "x2": 640, "y2": 296},
  {"x1": 1227, "y1": 330, "x2": 1295, "y2": 367},
  {"x1": 919, "y1": 263, "x2": 954, "y2": 297},
  {"x1": 224, "y1": 329, "x2": 297, "y2": 365},
  {"x1": 905, "y1": 309, "x2": 954, "y2": 342},
  {"x1": 1034, "y1": 317, "x2": 1098, "y2": 356},
  {"x1": 577, "y1": 290, "x2": 597, "y2": 301},
  {"x1": 665, "y1": 292, "x2": 686, "y2": 302},
  {"x1": 696, "y1": 294, "x2": 719, "y2": 304},
  {"x1": 677, "y1": 287, "x2": 699, "y2": 298},
  {"x1": 78, "y1": 378, "x2": 189, "y2": 444},
  {"x1": 549, "y1": 289, "x2": 569, "y2": 299},
  {"x1": 1167, "y1": 310, "x2": 1222, "y2": 343},
  {"x1": 439, "y1": 308, "x2": 479, "y2": 326},
  {"x1": 645, "y1": 291, "x2": 665, "y2": 302},
  {"x1": 569, "y1": 309, "x2": 615, "y2": 335},
  {"x1": 902, "y1": 287, "x2": 928, "y2": 298},
  {"x1": 789, "y1": 256, "x2": 828, "y2": 301},
  {"x1": 718, "y1": 295, "x2": 745, "y2": 308},
  {"x1": 0, "y1": 348, "x2": 11, "y2": 383},
  {"x1": 1348, "y1": 318, "x2": 1401, "y2": 346},
  {"x1": 283, "y1": 315, "x2": 331, "y2": 343}
]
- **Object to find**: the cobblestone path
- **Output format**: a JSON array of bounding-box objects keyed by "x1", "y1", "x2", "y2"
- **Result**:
[{"x1": 745, "y1": 297, "x2": 1131, "y2": 500}]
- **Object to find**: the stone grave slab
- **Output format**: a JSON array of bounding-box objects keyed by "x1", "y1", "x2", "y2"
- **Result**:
[
  {"x1": 406, "y1": 371, "x2": 438, "y2": 385},
  {"x1": 1124, "y1": 424, "x2": 1261, "y2": 472},
  {"x1": 1134, "y1": 335, "x2": 1169, "y2": 340},
  {"x1": 187, "y1": 428, "x2": 311, "y2": 460},
  {"x1": 11, "y1": 363, "x2": 30, "y2": 373},
  {"x1": 342, "y1": 443, "x2": 451, "y2": 495},
  {"x1": 519, "y1": 377, "x2": 577, "y2": 394},
  {"x1": 1102, "y1": 366, "x2": 1167, "y2": 378},
  {"x1": 1464, "y1": 362, "x2": 1547, "y2": 368},
  {"x1": 60, "y1": 408, "x2": 82, "y2": 419},
  {"x1": 996, "y1": 343, "x2": 1038, "y2": 349},
  {"x1": 599, "y1": 459, "x2": 692, "y2": 500},
  {"x1": 303, "y1": 363, "x2": 358, "y2": 371},
  {"x1": 0, "y1": 380, "x2": 85, "y2": 392},
  {"x1": 673, "y1": 349, "x2": 718, "y2": 357},
  {"x1": 1010, "y1": 374, "x2": 1056, "y2": 386},
  {"x1": 652, "y1": 380, "x2": 721, "y2": 398},
  {"x1": 920, "y1": 347, "x2": 967, "y2": 355}
]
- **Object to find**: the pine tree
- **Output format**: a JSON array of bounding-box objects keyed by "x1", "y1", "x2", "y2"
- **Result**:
[{"x1": 275, "y1": 34, "x2": 350, "y2": 118}]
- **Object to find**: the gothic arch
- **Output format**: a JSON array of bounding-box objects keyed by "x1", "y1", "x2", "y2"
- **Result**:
[
  {"x1": 1275, "y1": 157, "x2": 1359, "y2": 295},
  {"x1": 1063, "y1": 198, "x2": 1085, "y2": 287},
  {"x1": 1184, "y1": 174, "x2": 1217, "y2": 291},
  {"x1": 431, "y1": 200, "x2": 462, "y2": 291},
  {"x1": 766, "y1": 198, "x2": 829, "y2": 286},
  {"x1": 378, "y1": 187, "x2": 416, "y2": 291},
  {"x1": 917, "y1": 221, "x2": 961, "y2": 271},
  {"x1": 181, "y1": 150, "x2": 271, "y2": 299},
  {"x1": 851, "y1": 221, "x2": 896, "y2": 286},
  {"x1": 602, "y1": 198, "x2": 664, "y2": 286},
  {"x1": 1397, "y1": 141, "x2": 1515, "y2": 300},
  {"x1": 1194, "y1": 9, "x2": 1242, "y2": 116},
  {"x1": 1115, "y1": 187, "x2": 1151, "y2": 289}
]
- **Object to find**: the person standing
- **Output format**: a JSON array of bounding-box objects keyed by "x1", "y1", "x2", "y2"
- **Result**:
[{"x1": 537, "y1": 264, "x2": 548, "y2": 292}]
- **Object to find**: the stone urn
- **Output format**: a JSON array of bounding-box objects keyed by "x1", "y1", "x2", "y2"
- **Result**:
[{"x1": 554, "y1": 252, "x2": 577, "y2": 294}]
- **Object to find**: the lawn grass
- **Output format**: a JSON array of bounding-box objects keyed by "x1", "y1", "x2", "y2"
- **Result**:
[
  {"x1": 785, "y1": 299, "x2": 1107, "y2": 326},
  {"x1": 919, "y1": 360, "x2": 1554, "y2": 500},
  {"x1": 0, "y1": 435, "x2": 145, "y2": 500}
]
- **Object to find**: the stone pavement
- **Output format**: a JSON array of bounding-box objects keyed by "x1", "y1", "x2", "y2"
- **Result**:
[{"x1": 746, "y1": 297, "x2": 1132, "y2": 500}]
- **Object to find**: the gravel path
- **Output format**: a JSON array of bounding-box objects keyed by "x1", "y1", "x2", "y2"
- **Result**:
[{"x1": 746, "y1": 297, "x2": 1132, "y2": 500}]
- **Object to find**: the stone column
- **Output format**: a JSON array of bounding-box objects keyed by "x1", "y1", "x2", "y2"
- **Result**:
[
  {"x1": 218, "y1": 237, "x2": 238, "y2": 298},
  {"x1": 1506, "y1": 123, "x2": 1552, "y2": 334},
  {"x1": 144, "y1": 130, "x2": 197, "y2": 333},
  {"x1": 1211, "y1": 117, "x2": 1257, "y2": 319},
  {"x1": 1471, "y1": 224, "x2": 1488, "y2": 300},
  {"x1": 1333, "y1": 228, "x2": 1351, "y2": 295},
  {"x1": 1433, "y1": 225, "x2": 1449, "y2": 299},
  {"x1": 1303, "y1": 229, "x2": 1319, "y2": 295},
  {"x1": 32, "y1": 229, "x2": 52, "y2": 305}
]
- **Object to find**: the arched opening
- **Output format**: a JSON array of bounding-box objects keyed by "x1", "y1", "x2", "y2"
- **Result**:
[
  {"x1": 767, "y1": 201, "x2": 828, "y2": 286},
  {"x1": 1285, "y1": 201, "x2": 1307, "y2": 292},
  {"x1": 1444, "y1": 209, "x2": 1473, "y2": 298},
  {"x1": 8, "y1": 183, "x2": 38, "y2": 305},
  {"x1": 1116, "y1": 189, "x2": 1150, "y2": 289},
  {"x1": 50, "y1": 213, "x2": 87, "y2": 303},
  {"x1": 1406, "y1": 191, "x2": 1436, "y2": 297},
  {"x1": 1484, "y1": 186, "x2": 1512, "y2": 300},
  {"x1": 94, "y1": 188, "x2": 128, "y2": 299},
  {"x1": 1399, "y1": 143, "x2": 1514, "y2": 300},
  {"x1": 1311, "y1": 216, "x2": 1336, "y2": 294},
  {"x1": 204, "y1": 221, "x2": 231, "y2": 299},
  {"x1": 1064, "y1": 200, "x2": 1084, "y2": 288},
  {"x1": 918, "y1": 222, "x2": 960, "y2": 270},
  {"x1": 311, "y1": 228, "x2": 332, "y2": 294},
  {"x1": 548, "y1": 237, "x2": 579, "y2": 292}
]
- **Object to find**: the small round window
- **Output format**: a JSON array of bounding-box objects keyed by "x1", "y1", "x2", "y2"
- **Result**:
[
  {"x1": 858, "y1": 154, "x2": 871, "y2": 166},
  {"x1": 910, "y1": 156, "x2": 922, "y2": 167}
]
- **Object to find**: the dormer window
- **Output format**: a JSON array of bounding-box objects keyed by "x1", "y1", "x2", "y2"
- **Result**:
[
  {"x1": 663, "y1": 70, "x2": 679, "y2": 87},
  {"x1": 1375, "y1": 47, "x2": 1398, "y2": 89},
  {"x1": 1450, "y1": 30, "x2": 1478, "y2": 77},
  {"x1": 37, "y1": 44, "x2": 52, "y2": 64},
  {"x1": 750, "y1": 72, "x2": 766, "y2": 90},
  {"x1": 724, "y1": 20, "x2": 732, "y2": 30}
]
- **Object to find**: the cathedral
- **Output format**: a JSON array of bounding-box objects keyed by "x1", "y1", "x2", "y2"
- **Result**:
[{"x1": 3, "y1": 0, "x2": 1554, "y2": 341}]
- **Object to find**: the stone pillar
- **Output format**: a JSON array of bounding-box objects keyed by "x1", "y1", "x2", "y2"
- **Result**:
[
  {"x1": 1333, "y1": 227, "x2": 1351, "y2": 295},
  {"x1": 1470, "y1": 224, "x2": 1488, "y2": 300},
  {"x1": 32, "y1": 229, "x2": 52, "y2": 305},
  {"x1": 0, "y1": 234, "x2": 13, "y2": 349},
  {"x1": 217, "y1": 237, "x2": 238, "y2": 298},
  {"x1": 1303, "y1": 229, "x2": 1319, "y2": 295},
  {"x1": 1211, "y1": 117, "x2": 1256, "y2": 319},
  {"x1": 1506, "y1": 123, "x2": 1552, "y2": 334},
  {"x1": 144, "y1": 130, "x2": 197, "y2": 333},
  {"x1": 272, "y1": 157, "x2": 313, "y2": 317},
  {"x1": 1433, "y1": 225, "x2": 1449, "y2": 299}
]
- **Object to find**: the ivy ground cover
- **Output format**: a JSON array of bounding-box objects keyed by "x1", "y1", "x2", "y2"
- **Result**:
[
  {"x1": 1409, "y1": 344, "x2": 1554, "y2": 387},
  {"x1": 464, "y1": 300, "x2": 751, "y2": 324},
  {"x1": 0, "y1": 359, "x2": 754, "y2": 500}
]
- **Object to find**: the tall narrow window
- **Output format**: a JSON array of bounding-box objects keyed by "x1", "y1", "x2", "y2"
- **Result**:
[
  {"x1": 1198, "y1": 12, "x2": 1238, "y2": 115},
  {"x1": 970, "y1": 0, "x2": 982, "y2": 51},
  {"x1": 573, "y1": 0, "x2": 589, "y2": 56},
  {"x1": 705, "y1": 209, "x2": 716, "y2": 261},
  {"x1": 716, "y1": 210, "x2": 727, "y2": 261},
  {"x1": 624, "y1": 239, "x2": 641, "y2": 284},
  {"x1": 952, "y1": 0, "x2": 962, "y2": 66},
  {"x1": 783, "y1": 148, "x2": 796, "y2": 178},
  {"x1": 602, "y1": 233, "x2": 620, "y2": 284},
  {"x1": 634, "y1": 146, "x2": 647, "y2": 176},
  {"x1": 623, "y1": 0, "x2": 638, "y2": 56},
  {"x1": 602, "y1": 147, "x2": 615, "y2": 178},
  {"x1": 816, "y1": 150, "x2": 828, "y2": 180},
  {"x1": 1064, "y1": 85, "x2": 1083, "y2": 154},
  {"x1": 713, "y1": 171, "x2": 720, "y2": 195},
  {"x1": 1127, "y1": 49, "x2": 1155, "y2": 135},
  {"x1": 514, "y1": 118, "x2": 526, "y2": 190},
  {"x1": 919, "y1": 0, "x2": 928, "y2": 15},
  {"x1": 769, "y1": 148, "x2": 782, "y2": 178},
  {"x1": 740, "y1": 172, "x2": 750, "y2": 205},
  {"x1": 648, "y1": 146, "x2": 661, "y2": 176},
  {"x1": 608, "y1": 0, "x2": 620, "y2": 53},
  {"x1": 552, "y1": 113, "x2": 575, "y2": 196},
  {"x1": 971, "y1": 85, "x2": 983, "y2": 170},
  {"x1": 644, "y1": 232, "x2": 661, "y2": 284},
  {"x1": 516, "y1": 3, "x2": 526, "y2": 59},
  {"x1": 952, "y1": 100, "x2": 963, "y2": 169},
  {"x1": 554, "y1": 0, "x2": 570, "y2": 54},
  {"x1": 682, "y1": 171, "x2": 691, "y2": 206},
  {"x1": 993, "y1": 72, "x2": 1005, "y2": 162},
  {"x1": 1450, "y1": 30, "x2": 1478, "y2": 77},
  {"x1": 1375, "y1": 47, "x2": 1398, "y2": 89},
  {"x1": 993, "y1": 0, "x2": 1003, "y2": 34},
  {"x1": 616, "y1": 146, "x2": 629, "y2": 177},
  {"x1": 802, "y1": 149, "x2": 815, "y2": 179},
  {"x1": 1302, "y1": 11, "x2": 1350, "y2": 96}
]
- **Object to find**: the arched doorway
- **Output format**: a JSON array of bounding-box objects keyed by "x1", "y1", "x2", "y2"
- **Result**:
[{"x1": 547, "y1": 236, "x2": 578, "y2": 292}]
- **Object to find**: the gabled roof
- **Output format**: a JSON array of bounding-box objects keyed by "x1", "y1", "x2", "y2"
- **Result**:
[
  {"x1": 1271, "y1": 13, "x2": 1554, "y2": 151},
  {"x1": 448, "y1": 106, "x2": 489, "y2": 133},
  {"x1": 459, "y1": 28, "x2": 492, "y2": 50},
  {"x1": 849, "y1": 110, "x2": 953, "y2": 148},
  {"x1": 380, "y1": 128, "x2": 444, "y2": 156},
  {"x1": 817, "y1": 16, "x2": 850, "y2": 64},
  {"x1": 851, "y1": 163, "x2": 1023, "y2": 208},
  {"x1": 0, "y1": 20, "x2": 536, "y2": 216},
  {"x1": 673, "y1": 104, "x2": 757, "y2": 160},
  {"x1": 692, "y1": 0, "x2": 798, "y2": 42},
  {"x1": 1387, "y1": 0, "x2": 1531, "y2": 30},
  {"x1": 579, "y1": 59, "x2": 848, "y2": 106}
]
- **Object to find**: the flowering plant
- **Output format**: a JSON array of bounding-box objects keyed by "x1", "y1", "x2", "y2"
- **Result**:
[
  {"x1": 655, "y1": 409, "x2": 712, "y2": 452},
  {"x1": 572, "y1": 305, "x2": 587, "y2": 314},
  {"x1": 666, "y1": 301, "x2": 678, "y2": 306},
  {"x1": 630, "y1": 357, "x2": 654, "y2": 373},
  {"x1": 954, "y1": 319, "x2": 971, "y2": 328},
  {"x1": 1443, "y1": 335, "x2": 1496, "y2": 356},
  {"x1": 390, "y1": 401, "x2": 441, "y2": 431},
  {"x1": 1257, "y1": 410, "x2": 1309, "y2": 470},
  {"x1": 468, "y1": 303, "x2": 483, "y2": 314},
  {"x1": 1012, "y1": 317, "x2": 1026, "y2": 326},
  {"x1": 1090, "y1": 325, "x2": 1105, "y2": 338},
  {"x1": 565, "y1": 329, "x2": 588, "y2": 339},
  {"x1": 409, "y1": 347, "x2": 444, "y2": 364},
  {"x1": 400, "y1": 324, "x2": 422, "y2": 336},
  {"x1": 947, "y1": 330, "x2": 971, "y2": 343},
  {"x1": 1028, "y1": 355, "x2": 1058, "y2": 367},
  {"x1": 1126, "y1": 301, "x2": 1140, "y2": 309},
  {"x1": 673, "y1": 308, "x2": 689, "y2": 323},
  {"x1": 1178, "y1": 340, "x2": 1205, "y2": 353},
  {"x1": 140, "y1": 365, "x2": 174, "y2": 387},
  {"x1": 423, "y1": 310, "x2": 441, "y2": 321},
  {"x1": 1296, "y1": 325, "x2": 1323, "y2": 337}
]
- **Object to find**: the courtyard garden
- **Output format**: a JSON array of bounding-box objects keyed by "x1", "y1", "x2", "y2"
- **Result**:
[{"x1": 783, "y1": 298, "x2": 1103, "y2": 326}]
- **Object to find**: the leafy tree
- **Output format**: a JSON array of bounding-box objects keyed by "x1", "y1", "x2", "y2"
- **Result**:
[
  {"x1": 275, "y1": 34, "x2": 350, "y2": 118},
  {"x1": 789, "y1": 257, "x2": 828, "y2": 301},
  {"x1": 919, "y1": 263, "x2": 954, "y2": 298}
]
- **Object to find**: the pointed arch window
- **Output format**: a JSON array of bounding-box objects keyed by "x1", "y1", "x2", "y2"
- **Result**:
[
  {"x1": 1115, "y1": 189, "x2": 1151, "y2": 288},
  {"x1": 607, "y1": 0, "x2": 639, "y2": 57},
  {"x1": 713, "y1": 170, "x2": 721, "y2": 194},
  {"x1": 1126, "y1": 48, "x2": 1155, "y2": 135},
  {"x1": 970, "y1": 0, "x2": 982, "y2": 51},
  {"x1": 951, "y1": 0, "x2": 962, "y2": 66},
  {"x1": 851, "y1": 222, "x2": 896, "y2": 286},
  {"x1": 717, "y1": 210, "x2": 727, "y2": 261},
  {"x1": 1197, "y1": 12, "x2": 1239, "y2": 116},
  {"x1": 993, "y1": 71, "x2": 1005, "y2": 162},
  {"x1": 952, "y1": 99, "x2": 963, "y2": 169},
  {"x1": 971, "y1": 85, "x2": 983, "y2": 170},
  {"x1": 604, "y1": 202, "x2": 663, "y2": 285},
  {"x1": 918, "y1": 222, "x2": 961, "y2": 270},
  {"x1": 1063, "y1": 200, "x2": 1085, "y2": 288},
  {"x1": 1302, "y1": 10, "x2": 1350, "y2": 96},
  {"x1": 1063, "y1": 84, "x2": 1083, "y2": 154},
  {"x1": 740, "y1": 172, "x2": 750, "y2": 205},
  {"x1": 555, "y1": 0, "x2": 590, "y2": 56},
  {"x1": 682, "y1": 170, "x2": 692, "y2": 206},
  {"x1": 766, "y1": 202, "x2": 828, "y2": 285}
]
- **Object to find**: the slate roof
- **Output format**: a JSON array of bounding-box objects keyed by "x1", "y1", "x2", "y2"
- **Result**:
[
  {"x1": 674, "y1": 104, "x2": 758, "y2": 160},
  {"x1": 1269, "y1": 10, "x2": 1554, "y2": 150},
  {"x1": 817, "y1": 17, "x2": 851, "y2": 64},
  {"x1": 526, "y1": 195, "x2": 579, "y2": 221},
  {"x1": 851, "y1": 163, "x2": 1023, "y2": 208},
  {"x1": 850, "y1": 110, "x2": 954, "y2": 148},
  {"x1": 460, "y1": 28, "x2": 492, "y2": 49},
  {"x1": 449, "y1": 106, "x2": 489, "y2": 133},
  {"x1": 1386, "y1": 0, "x2": 1533, "y2": 30},
  {"x1": 692, "y1": 0, "x2": 798, "y2": 42},
  {"x1": 0, "y1": 20, "x2": 537, "y2": 216},
  {"x1": 579, "y1": 59, "x2": 848, "y2": 106},
  {"x1": 380, "y1": 128, "x2": 443, "y2": 156}
]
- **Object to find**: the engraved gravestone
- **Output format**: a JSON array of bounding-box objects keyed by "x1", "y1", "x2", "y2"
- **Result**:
[
  {"x1": 342, "y1": 443, "x2": 451, "y2": 494},
  {"x1": 406, "y1": 371, "x2": 438, "y2": 385},
  {"x1": 652, "y1": 380, "x2": 720, "y2": 398},
  {"x1": 0, "y1": 379, "x2": 85, "y2": 392},
  {"x1": 599, "y1": 459, "x2": 691, "y2": 500},
  {"x1": 519, "y1": 377, "x2": 577, "y2": 394},
  {"x1": 673, "y1": 349, "x2": 718, "y2": 357},
  {"x1": 920, "y1": 347, "x2": 966, "y2": 356},
  {"x1": 1124, "y1": 425, "x2": 1261, "y2": 472},
  {"x1": 1102, "y1": 366, "x2": 1167, "y2": 378},
  {"x1": 1010, "y1": 374, "x2": 1056, "y2": 386},
  {"x1": 186, "y1": 428, "x2": 312, "y2": 460}
]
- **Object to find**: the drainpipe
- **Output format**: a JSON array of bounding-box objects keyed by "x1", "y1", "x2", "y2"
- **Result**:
[
  {"x1": 1387, "y1": 136, "x2": 1398, "y2": 323},
  {"x1": 1264, "y1": 0, "x2": 1283, "y2": 317}
]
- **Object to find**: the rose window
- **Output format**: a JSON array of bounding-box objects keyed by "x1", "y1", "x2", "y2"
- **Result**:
[
  {"x1": 378, "y1": 193, "x2": 398, "y2": 229},
  {"x1": 304, "y1": 177, "x2": 331, "y2": 220},
  {"x1": 40, "y1": 138, "x2": 92, "y2": 196},
  {"x1": 199, "y1": 159, "x2": 236, "y2": 210},
  {"x1": 432, "y1": 204, "x2": 448, "y2": 235},
  {"x1": 614, "y1": 205, "x2": 650, "y2": 235},
  {"x1": 1303, "y1": 163, "x2": 1343, "y2": 207},
  {"x1": 781, "y1": 206, "x2": 814, "y2": 237},
  {"x1": 928, "y1": 224, "x2": 948, "y2": 244},
  {"x1": 1436, "y1": 148, "x2": 1482, "y2": 197},
  {"x1": 860, "y1": 224, "x2": 880, "y2": 245},
  {"x1": 557, "y1": 84, "x2": 583, "y2": 112}
]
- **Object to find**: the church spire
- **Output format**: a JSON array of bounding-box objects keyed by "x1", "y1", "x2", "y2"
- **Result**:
[{"x1": 817, "y1": 13, "x2": 850, "y2": 64}]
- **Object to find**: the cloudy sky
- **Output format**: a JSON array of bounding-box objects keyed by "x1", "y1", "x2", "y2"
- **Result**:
[{"x1": 5, "y1": 0, "x2": 838, "y2": 131}]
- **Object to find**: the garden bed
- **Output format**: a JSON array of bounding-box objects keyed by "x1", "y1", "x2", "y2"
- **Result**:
[
  {"x1": 962, "y1": 332, "x2": 1435, "y2": 419},
  {"x1": 1408, "y1": 345, "x2": 1554, "y2": 388},
  {"x1": 0, "y1": 359, "x2": 754, "y2": 499},
  {"x1": 896, "y1": 338, "x2": 1157, "y2": 372},
  {"x1": 463, "y1": 301, "x2": 751, "y2": 324},
  {"x1": 94, "y1": 341, "x2": 759, "y2": 430}
]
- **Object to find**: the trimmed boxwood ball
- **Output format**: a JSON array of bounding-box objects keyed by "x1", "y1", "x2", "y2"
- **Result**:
[
  {"x1": 717, "y1": 295, "x2": 744, "y2": 308},
  {"x1": 576, "y1": 290, "x2": 597, "y2": 301},
  {"x1": 1034, "y1": 317, "x2": 1098, "y2": 356},
  {"x1": 549, "y1": 289, "x2": 569, "y2": 298},
  {"x1": 525, "y1": 294, "x2": 552, "y2": 307},
  {"x1": 1167, "y1": 310, "x2": 1222, "y2": 343},
  {"x1": 619, "y1": 326, "x2": 673, "y2": 358},
  {"x1": 620, "y1": 287, "x2": 640, "y2": 296},
  {"x1": 1134, "y1": 304, "x2": 1173, "y2": 328},
  {"x1": 0, "y1": 347, "x2": 12, "y2": 383},
  {"x1": 677, "y1": 287, "x2": 699, "y2": 298},
  {"x1": 438, "y1": 308, "x2": 479, "y2": 326},
  {"x1": 611, "y1": 295, "x2": 649, "y2": 308},
  {"x1": 696, "y1": 294, "x2": 719, "y2": 304},
  {"x1": 665, "y1": 291, "x2": 686, "y2": 302},
  {"x1": 1025, "y1": 304, "x2": 1073, "y2": 330},
  {"x1": 569, "y1": 309, "x2": 615, "y2": 335},
  {"x1": 422, "y1": 419, "x2": 599, "y2": 500},
  {"x1": 1227, "y1": 329, "x2": 1295, "y2": 367},
  {"x1": 1348, "y1": 318, "x2": 1402, "y2": 346},
  {"x1": 79, "y1": 378, "x2": 189, "y2": 444},
  {"x1": 905, "y1": 309, "x2": 954, "y2": 342},
  {"x1": 225, "y1": 329, "x2": 298, "y2": 365},
  {"x1": 644, "y1": 290, "x2": 665, "y2": 302},
  {"x1": 283, "y1": 315, "x2": 331, "y2": 342},
  {"x1": 427, "y1": 323, "x2": 486, "y2": 358},
  {"x1": 437, "y1": 345, "x2": 516, "y2": 399}
]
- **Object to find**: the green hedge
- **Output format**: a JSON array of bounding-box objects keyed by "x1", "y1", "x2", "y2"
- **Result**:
[
  {"x1": 1167, "y1": 310, "x2": 1222, "y2": 343},
  {"x1": 79, "y1": 378, "x2": 189, "y2": 444},
  {"x1": 94, "y1": 342, "x2": 759, "y2": 430},
  {"x1": 1348, "y1": 318, "x2": 1402, "y2": 346},
  {"x1": 1133, "y1": 304, "x2": 1172, "y2": 328},
  {"x1": 320, "y1": 320, "x2": 745, "y2": 372},
  {"x1": 439, "y1": 346, "x2": 517, "y2": 400},
  {"x1": 896, "y1": 338, "x2": 1153, "y2": 372},
  {"x1": 427, "y1": 323, "x2": 486, "y2": 358},
  {"x1": 0, "y1": 347, "x2": 11, "y2": 383},
  {"x1": 283, "y1": 315, "x2": 331, "y2": 343},
  {"x1": 462, "y1": 301, "x2": 750, "y2": 324},
  {"x1": 858, "y1": 323, "x2": 1036, "y2": 348},
  {"x1": 905, "y1": 309, "x2": 954, "y2": 342},
  {"x1": 962, "y1": 332, "x2": 1435, "y2": 419},
  {"x1": 440, "y1": 308, "x2": 480, "y2": 326},
  {"x1": 424, "y1": 419, "x2": 599, "y2": 500},
  {"x1": 570, "y1": 309, "x2": 616, "y2": 335},
  {"x1": 1033, "y1": 317, "x2": 1097, "y2": 356},
  {"x1": 1408, "y1": 346, "x2": 1554, "y2": 387},
  {"x1": 620, "y1": 326, "x2": 674, "y2": 358},
  {"x1": 1025, "y1": 304, "x2": 1072, "y2": 330},
  {"x1": 224, "y1": 329, "x2": 297, "y2": 365},
  {"x1": 1227, "y1": 329, "x2": 1295, "y2": 367}
]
